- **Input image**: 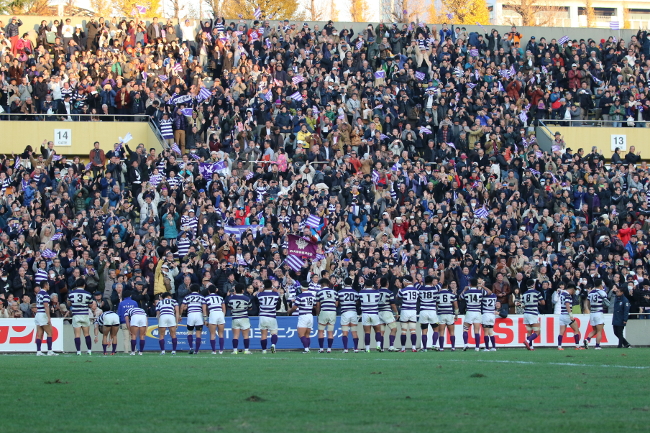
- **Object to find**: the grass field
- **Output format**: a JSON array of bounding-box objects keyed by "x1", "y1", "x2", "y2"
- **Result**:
[{"x1": 2, "y1": 348, "x2": 649, "y2": 433}]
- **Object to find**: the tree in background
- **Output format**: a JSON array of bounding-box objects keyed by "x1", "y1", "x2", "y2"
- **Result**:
[
  {"x1": 502, "y1": 0, "x2": 561, "y2": 26},
  {"x1": 304, "y1": 0, "x2": 326, "y2": 20},
  {"x1": 428, "y1": 0, "x2": 490, "y2": 25},
  {"x1": 90, "y1": 0, "x2": 113, "y2": 17},
  {"x1": 585, "y1": 0, "x2": 596, "y2": 27},
  {"x1": 113, "y1": 0, "x2": 161, "y2": 18},
  {"x1": 350, "y1": 0, "x2": 367, "y2": 22},
  {"x1": 330, "y1": 0, "x2": 339, "y2": 21},
  {"x1": 389, "y1": 0, "x2": 426, "y2": 23},
  {"x1": 2, "y1": 0, "x2": 49, "y2": 14},
  {"x1": 623, "y1": 3, "x2": 631, "y2": 29},
  {"x1": 221, "y1": 0, "x2": 301, "y2": 20}
]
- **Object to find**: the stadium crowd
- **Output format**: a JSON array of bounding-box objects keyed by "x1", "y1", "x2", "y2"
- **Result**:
[{"x1": 0, "y1": 15, "x2": 647, "y2": 345}]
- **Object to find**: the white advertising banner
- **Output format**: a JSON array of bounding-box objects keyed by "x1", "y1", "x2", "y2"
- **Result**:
[{"x1": 0, "y1": 318, "x2": 64, "y2": 352}]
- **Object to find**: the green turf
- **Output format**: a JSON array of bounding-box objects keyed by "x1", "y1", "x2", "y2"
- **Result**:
[{"x1": 2, "y1": 348, "x2": 648, "y2": 433}]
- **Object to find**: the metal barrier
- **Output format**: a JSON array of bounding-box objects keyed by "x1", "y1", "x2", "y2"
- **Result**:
[{"x1": 540, "y1": 119, "x2": 650, "y2": 127}]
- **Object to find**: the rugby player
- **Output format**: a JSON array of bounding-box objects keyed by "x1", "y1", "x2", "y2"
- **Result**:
[
  {"x1": 558, "y1": 284, "x2": 584, "y2": 350},
  {"x1": 206, "y1": 287, "x2": 226, "y2": 354},
  {"x1": 418, "y1": 276, "x2": 440, "y2": 352},
  {"x1": 288, "y1": 281, "x2": 316, "y2": 353},
  {"x1": 181, "y1": 284, "x2": 207, "y2": 354},
  {"x1": 436, "y1": 283, "x2": 459, "y2": 351},
  {"x1": 378, "y1": 277, "x2": 399, "y2": 352},
  {"x1": 67, "y1": 278, "x2": 93, "y2": 355},
  {"x1": 256, "y1": 280, "x2": 280, "y2": 354},
  {"x1": 34, "y1": 284, "x2": 58, "y2": 356},
  {"x1": 125, "y1": 303, "x2": 148, "y2": 355},
  {"x1": 338, "y1": 278, "x2": 360, "y2": 353},
  {"x1": 359, "y1": 280, "x2": 382, "y2": 353},
  {"x1": 461, "y1": 278, "x2": 484, "y2": 352},
  {"x1": 94, "y1": 310, "x2": 120, "y2": 355},
  {"x1": 522, "y1": 280, "x2": 545, "y2": 351},
  {"x1": 228, "y1": 283, "x2": 252, "y2": 354},
  {"x1": 315, "y1": 279, "x2": 338, "y2": 353},
  {"x1": 397, "y1": 276, "x2": 419, "y2": 352},
  {"x1": 156, "y1": 292, "x2": 180, "y2": 354},
  {"x1": 583, "y1": 278, "x2": 608, "y2": 350}
]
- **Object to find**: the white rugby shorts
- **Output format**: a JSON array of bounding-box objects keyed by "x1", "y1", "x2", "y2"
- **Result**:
[
  {"x1": 208, "y1": 311, "x2": 226, "y2": 326},
  {"x1": 378, "y1": 311, "x2": 396, "y2": 325},
  {"x1": 419, "y1": 310, "x2": 439, "y2": 324},
  {"x1": 464, "y1": 311, "x2": 482, "y2": 324},
  {"x1": 72, "y1": 315, "x2": 91, "y2": 328},
  {"x1": 259, "y1": 316, "x2": 278, "y2": 331},
  {"x1": 362, "y1": 313, "x2": 380, "y2": 326},
  {"x1": 34, "y1": 312, "x2": 49, "y2": 327},
  {"x1": 589, "y1": 312, "x2": 605, "y2": 326},
  {"x1": 523, "y1": 313, "x2": 540, "y2": 326},
  {"x1": 482, "y1": 313, "x2": 496, "y2": 326},
  {"x1": 129, "y1": 315, "x2": 147, "y2": 328},
  {"x1": 159, "y1": 315, "x2": 177, "y2": 328},
  {"x1": 186, "y1": 312, "x2": 204, "y2": 327},
  {"x1": 340, "y1": 311, "x2": 358, "y2": 326},
  {"x1": 318, "y1": 311, "x2": 336, "y2": 325},
  {"x1": 102, "y1": 313, "x2": 119, "y2": 326},
  {"x1": 400, "y1": 310, "x2": 417, "y2": 323},
  {"x1": 297, "y1": 314, "x2": 313, "y2": 329},
  {"x1": 232, "y1": 318, "x2": 251, "y2": 330},
  {"x1": 438, "y1": 314, "x2": 455, "y2": 325},
  {"x1": 559, "y1": 314, "x2": 573, "y2": 326}
]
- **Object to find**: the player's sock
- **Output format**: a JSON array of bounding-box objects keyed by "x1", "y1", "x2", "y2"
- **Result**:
[
  {"x1": 450, "y1": 336, "x2": 456, "y2": 348},
  {"x1": 210, "y1": 339, "x2": 216, "y2": 351},
  {"x1": 375, "y1": 332, "x2": 382, "y2": 347},
  {"x1": 195, "y1": 337, "x2": 201, "y2": 352},
  {"x1": 490, "y1": 336, "x2": 495, "y2": 348},
  {"x1": 47, "y1": 337, "x2": 52, "y2": 351},
  {"x1": 85, "y1": 336, "x2": 92, "y2": 350},
  {"x1": 389, "y1": 335, "x2": 395, "y2": 347},
  {"x1": 243, "y1": 338, "x2": 249, "y2": 349},
  {"x1": 595, "y1": 342, "x2": 600, "y2": 348},
  {"x1": 342, "y1": 335, "x2": 348, "y2": 349},
  {"x1": 102, "y1": 344, "x2": 107, "y2": 354},
  {"x1": 305, "y1": 337, "x2": 310, "y2": 349},
  {"x1": 271, "y1": 335, "x2": 278, "y2": 346},
  {"x1": 431, "y1": 331, "x2": 439, "y2": 347},
  {"x1": 328, "y1": 338, "x2": 333, "y2": 348},
  {"x1": 219, "y1": 338, "x2": 224, "y2": 351},
  {"x1": 299, "y1": 336, "x2": 306, "y2": 347},
  {"x1": 438, "y1": 335, "x2": 444, "y2": 349},
  {"x1": 261, "y1": 339, "x2": 267, "y2": 350},
  {"x1": 410, "y1": 333, "x2": 417, "y2": 348},
  {"x1": 112, "y1": 344, "x2": 117, "y2": 354},
  {"x1": 139, "y1": 338, "x2": 146, "y2": 352},
  {"x1": 232, "y1": 339, "x2": 239, "y2": 350},
  {"x1": 364, "y1": 333, "x2": 371, "y2": 347},
  {"x1": 528, "y1": 332, "x2": 538, "y2": 342},
  {"x1": 483, "y1": 336, "x2": 490, "y2": 349},
  {"x1": 585, "y1": 337, "x2": 591, "y2": 342},
  {"x1": 74, "y1": 337, "x2": 81, "y2": 352},
  {"x1": 474, "y1": 333, "x2": 480, "y2": 349},
  {"x1": 557, "y1": 335, "x2": 563, "y2": 347},
  {"x1": 318, "y1": 337, "x2": 324, "y2": 348},
  {"x1": 422, "y1": 334, "x2": 428, "y2": 349},
  {"x1": 574, "y1": 334, "x2": 580, "y2": 346},
  {"x1": 400, "y1": 334, "x2": 407, "y2": 347},
  {"x1": 36, "y1": 339, "x2": 42, "y2": 352},
  {"x1": 188, "y1": 335, "x2": 194, "y2": 350},
  {"x1": 159, "y1": 339, "x2": 165, "y2": 350},
  {"x1": 131, "y1": 340, "x2": 136, "y2": 352},
  {"x1": 463, "y1": 331, "x2": 468, "y2": 345},
  {"x1": 172, "y1": 338, "x2": 178, "y2": 351},
  {"x1": 353, "y1": 337, "x2": 359, "y2": 349}
]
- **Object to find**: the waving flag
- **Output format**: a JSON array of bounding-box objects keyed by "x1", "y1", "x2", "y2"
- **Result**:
[
  {"x1": 469, "y1": 48, "x2": 479, "y2": 57},
  {"x1": 306, "y1": 214, "x2": 321, "y2": 228},
  {"x1": 454, "y1": 67, "x2": 463, "y2": 76},
  {"x1": 263, "y1": 89, "x2": 273, "y2": 101},
  {"x1": 414, "y1": 71, "x2": 425, "y2": 81},
  {"x1": 467, "y1": 83, "x2": 476, "y2": 89},
  {"x1": 284, "y1": 255, "x2": 305, "y2": 272},
  {"x1": 375, "y1": 70, "x2": 386, "y2": 79},
  {"x1": 181, "y1": 108, "x2": 193, "y2": 116},
  {"x1": 372, "y1": 170, "x2": 380, "y2": 184},
  {"x1": 509, "y1": 65, "x2": 516, "y2": 77},
  {"x1": 356, "y1": 39, "x2": 363, "y2": 50},
  {"x1": 224, "y1": 225, "x2": 261, "y2": 240},
  {"x1": 519, "y1": 112, "x2": 528, "y2": 123},
  {"x1": 289, "y1": 92, "x2": 303, "y2": 101},
  {"x1": 558, "y1": 35, "x2": 569, "y2": 45},
  {"x1": 254, "y1": 8, "x2": 262, "y2": 19},
  {"x1": 541, "y1": 66, "x2": 548, "y2": 74},
  {"x1": 474, "y1": 206, "x2": 489, "y2": 219},
  {"x1": 610, "y1": 21, "x2": 619, "y2": 30},
  {"x1": 52, "y1": 155, "x2": 62, "y2": 161},
  {"x1": 197, "y1": 87, "x2": 212, "y2": 102},
  {"x1": 420, "y1": 127, "x2": 432, "y2": 134},
  {"x1": 288, "y1": 234, "x2": 317, "y2": 259},
  {"x1": 85, "y1": 162, "x2": 92, "y2": 170},
  {"x1": 498, "y1": 81, "x2": 504, "y2": 92},
  {"x1": 41, "y1": 249, "x2": 57, "y2": 259},
  {"x1": 158, "y1": 75, "x2": 168, "y2": 81},
  {"x1": 172, "y1": 63, "x2": 183, "y2": 73},
  {"x1": 51, "y1": 233, "x2": 63, "y2": 241},
  {"x1": 292, "y1": 75, "x2": 305, "y2": 85},
  {"x1": 171, "y1": 143, "x2": 181, "y2": 155},
  {"x1": 14, "y1": 158, "x2": 20, "y2": 169}
]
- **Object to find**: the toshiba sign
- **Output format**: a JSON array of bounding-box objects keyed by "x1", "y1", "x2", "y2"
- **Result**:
[{"x1": 0, "y1": 319, "x2": 64, "y2": 352}]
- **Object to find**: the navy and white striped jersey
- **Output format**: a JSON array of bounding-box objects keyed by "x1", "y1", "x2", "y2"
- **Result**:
[
  {"x1": 35, "y1": 268, "x2": 48, "y2": 284},
  {"x1": 228, "y1": 294, "x2": 251, "y2": 319},
  {"x1": 95, "y1": 311, "x2": 119, "y2": 327},
  {"x1": 359, "y1": 289, "x2": 380, "y2": 314},
  {"x1": 559, "y1": 291, "x2": 573, "y2": 315},
  {"x1": 316, "y1": 287, "x2": 337, "y2": 312},
  {"x1": 181, "y1": 215, "x2": 199, "y2": 235},
  {"x1": 378, "y1": 288, "x2": 395, "y2": 312},
  {"x1": 482, "y1": 293, "x2": 497, "y2": 314},
  {"x1": 36, "y1": 290, "x2": 50, "y2": 314},
  {"x1": 398, "y1": 286, "x2": 419, "y2": 311},
  {"x1": 257, "y1": 291, "x2": 279, "y2": 318},
  {"x1": 294, "y1": 292, "x2": 315, "y2": 315},
  {"x1": 176, "y1": 237, "x2": 191, "y2": 257},
  {"x1": 588, "y1": 289, "x2": 608, "y2": 313},
  {"x1": 183, "y1": 293, "x2": 206, "y2": 314},
  {"x1": 206, "y1": 293, "x2": 225, "y2": 313},
  {"x1": 156, "y1": 298, "x2": 178, "y2": 317},
  {"x1": 419, "y1": 285, "x2": 440, "y2": 311},
  {"x1": 68, "y1": 289, "x2": 92, "y2": 316},
  {"x1": 338, "y1": 288, "x2": 359, "y2": 313},
  {"x1": 126, "y1": 307, "x2": 147, "y2": 318},
  {"x1": 522, "y1": 290, "x2": 543, "y2": 315},
  {"x1": 436, "y1": 290, "x2": 457, "y2": 315},
  {"x1": 461, "y1": 288, "x2": 484, "y2": 312}
]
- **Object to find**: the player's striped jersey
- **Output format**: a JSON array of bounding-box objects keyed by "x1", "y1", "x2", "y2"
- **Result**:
[
  {"x1": 588, "y1": 289, "x2": 608, "y2": 313},
  {"x1": 559, "y1": 291, "x2": 574, "y2": 315},
  {"x1": 205, "y1": 294, "x2": 225, "y2": 313},
  {"x1": 436, "y1": 290, "x2": 457, "y2": 315},
  {"x1": 95, "y1": 311, "x2": 119, "y2": 327},
  {"x1": 68, "y1": 289, "x2": 92, "y2": 316},
  {"x1": 126, "y1": 307, "x2": 147, "y2": 318},
  {"x1": 228, "y1": 295, "x2": 251, "y2": 319},
  {"x1": 338, "y1": 288, "x2": 359, "y2": 313},
  {"x1": 522, "y1": 290, "x2": 543, "y2": 315},
  {"x1": 36, "y1": 290, "x2": 51, "y2": 313},
  {"x1": 157, "y1": 298, "x2": 178, "y2": 317},
  {"x1": 316, "y1": 287, "x2": 337, "y2": 312},
  {"x1": 398, "y1": 286, "x2": 419, "y2": 311},
  {"x1": 482, "y1": 293, "x2": 497, "y2": 314},
  {"x1": 419, "y1": 285, "x2": 440, "y2": 311},
  {"x1": 182, "y1": 293, "x2": 206, "y2": 314},
  {"x1": 461, "y1": 288, "x2": 484, "y2": 312},
  {"x1": 257, "y1": 291, "x2": 279, "y2": 318},
  {"x1": 294, "y1": 291, "x2": 315, "y2": 315},
  {"x1": 359, "y1": 289, "x2": 380, "y2": 314},
  {"x1": 378, "y1": 288, "x2": 395, "y2": 312}
]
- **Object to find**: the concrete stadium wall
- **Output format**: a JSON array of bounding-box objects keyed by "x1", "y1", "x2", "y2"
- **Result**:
[
  {"x1": 0, "y1": 120, "x2": 163, "y2": 157},
  {"x1": 542, "y1": 125, "x2": 650, "y2": 159},
  {"x1": 0, "y1": 15, "x2": 638, "y2": 43},
  {"x1": 626, "y1": 320, "x2": 650, "y2": 346}
]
